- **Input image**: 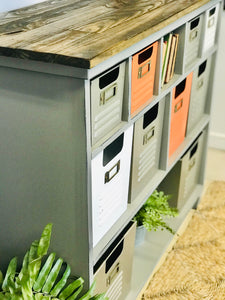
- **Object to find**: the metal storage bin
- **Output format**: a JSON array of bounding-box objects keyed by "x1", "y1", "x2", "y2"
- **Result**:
[
  {"x1": 187, "y1": 57, "x2": 212, "y2": 134},
  {"x1": 91, "y1": 62, "x2": 126, "y2": 145},
  {"x1": 94, "y1": 221, "x2": 136, "y2": 300},
  {"x1": 202, "y1": 3, "x2": 220, "y2": 53},
  {"x1": 129, "y1": 100, "x2": 165, "y2": 203},
  {"x1": 160, "y1": 132, "x2": 204, "y2": 210},
  {"x1": 131, "y1": 41, "x2": 158, "y2": 115},
  {"x1": 91, "y1": 125, "x2": 133, "y2": 246},
  {"x1": 169, "y1": 73, "x2": 193, "y2": 157},
  {"x1": 185, "y1": 14, "x2": 203, "y2": 68}
]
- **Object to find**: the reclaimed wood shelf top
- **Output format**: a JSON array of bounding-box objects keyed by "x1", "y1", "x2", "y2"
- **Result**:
[{"x1": 0, "y1": 0, "x2": 210, "y2": 69}]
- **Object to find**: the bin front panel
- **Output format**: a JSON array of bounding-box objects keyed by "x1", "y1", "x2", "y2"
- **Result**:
[
  {"x1": 202, "y1": 3, "x2": 219, "y2": 53},
  {"x1": 185, "y1": 15, "x2": 203, "y2": 67},
  {"x1": 169, "y1": 72, "x2": 193, "y2": 157},
  {"x1": 131, "y1": 41, "x2": 158, "y2": 115},
  {"x1": 94, "y1": 222, "x2": 136, "y2": 300},
  {"x1": 129, "y1": 100, "x2": 165, "y2": 202},
  {"x1": 187, "y1": 57, "x2": 212, "y2": 134},
  {"x1": 178, "y1": 132, "x2": 204, "y2": 209},
  {"x1": 91, "y1": 62, "x2": 126, "y2": 145},
  {"x1": 91, "y1": 125, "x2": 133, "y2": 246}
]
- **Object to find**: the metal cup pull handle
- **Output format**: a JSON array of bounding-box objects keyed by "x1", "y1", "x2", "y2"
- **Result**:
[
  {"x1": 106, "y1": 263, "x2": 120, "y2": 287},
  {"x1": 190, "y1": 29, "x2": 198, "y2": 41},
  {"x1": 100, "y1": 83, "x2": 117, "y2": 105},
  {"x1": 143, "y1": 126, "x2": 155, "y2": 145},
  {"x1": 105, "y1": 160, "x2": 120, "y2": 183},
  {"x1": 197, "y1": 78, "x2": 204, "y2": 89},
  {"x1": 189, "y1": 158, "x2": 196, "y2": 171},
  {"x1": 174, "y1": 98, "x2": 183, "y2": 113},
  {"x1": 138, "y1": 61, "x2": 151, "y2": 79},
  {"x1": 208, "y1": 17, "x2": 215, "y2": 28}
]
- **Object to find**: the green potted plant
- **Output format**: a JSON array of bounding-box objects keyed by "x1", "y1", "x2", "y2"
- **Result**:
[
  {"x1": 133, "y1": 190, "x2": 178, "y2": 246},
  {"x1": 0, "y1": 224, "x2": 108, "y2": 300}
]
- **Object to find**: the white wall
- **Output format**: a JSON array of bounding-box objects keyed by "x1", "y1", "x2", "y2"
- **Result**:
[
  {"x1": 0, "y1": 0, "x2": 47, "y2": 13},
  {"x1": 209, "y1": 9, "x2": 225, "y2": 150}
]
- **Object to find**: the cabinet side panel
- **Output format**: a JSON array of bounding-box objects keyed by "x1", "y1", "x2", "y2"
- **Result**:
[{"x1": 0, "y1": 66, "x2": 90, "y2": 284}]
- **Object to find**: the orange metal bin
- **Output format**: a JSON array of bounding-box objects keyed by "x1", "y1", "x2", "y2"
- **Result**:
[
  {"x1": 169, "y1": 72, "x2": 193, "y2": 157},
  {"x1": 131, "y1": 41, "x2": 158, "y2": 115}
]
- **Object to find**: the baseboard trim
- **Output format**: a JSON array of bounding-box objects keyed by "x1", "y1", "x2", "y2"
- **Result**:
[{"x1": 209, "y1": 131, "x2": 225, "y2": 150}]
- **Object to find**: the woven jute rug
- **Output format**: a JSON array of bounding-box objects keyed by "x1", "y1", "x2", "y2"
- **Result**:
[{"x1": 140, "y1": 181, "x2": 225, "y2": 300}]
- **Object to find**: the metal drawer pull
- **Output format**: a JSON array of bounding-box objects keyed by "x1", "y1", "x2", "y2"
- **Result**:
[
  {"x1": 138, "y1": 61, "x2": 151, "y2": 79},
  {"x1": 208, "y1": 17, "x2": 215, "y2": 28},
  {"x1": 190, "y1": 29, "x2": 198, "y2": 41},
  {"x1": 174, "y1": 99, "x2": 183, "y2": 113},
  {"x1": 100, "y1": 83, "x2": 117, "y2": 105},
  {"x1": 106, "y1": 263, "x2": 120, "y2": 286},
  {"x1": 197, "y1": 78, "x2": 204, "y2": 89},
  {"x1": 143, "y1": 126, "x2": 155, "y2": 145},
  {"x1": 105, "y1": 160, "x2": 120, "y2": 183},
  {"x1": 189, "y1": 158, "x2": 196, "y2": 171}
]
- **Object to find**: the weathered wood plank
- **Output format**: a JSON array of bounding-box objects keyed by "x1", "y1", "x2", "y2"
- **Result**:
[{"x1": 0, "y1": 0, "x2": 210, "y2": 68}]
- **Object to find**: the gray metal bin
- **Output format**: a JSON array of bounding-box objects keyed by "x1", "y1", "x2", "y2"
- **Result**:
[
  {"x1": 185, "y1": 14, "x2": 203, "y2": 69},
  {"x1": 91, "y1": 62, "x2": 126, "y2": 145},
  {"x1": 129, "y1": 100, "x2": 165, "y2": 203},
  {"x1": 187, "y1": 57, "x2": 212, "y2": 134},
  {"x1": 202, "y1": 3, "x2": 220, "y2": 53},
  {"x1": 91, "y1": 125, "x2": 133, "y2": 246},
  {"x1": 159, "y1": 132, "x2": 204, "y2": 210},
  {"x1": 93, "y1": 221, "x2": 136, "y2": 300}
]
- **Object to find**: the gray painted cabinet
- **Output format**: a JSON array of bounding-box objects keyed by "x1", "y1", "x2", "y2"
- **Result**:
[{"x1": 0, "y1": 0, "x2": 222, "y2": 298}]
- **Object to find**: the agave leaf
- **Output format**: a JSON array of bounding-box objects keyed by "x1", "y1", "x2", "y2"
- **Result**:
[
  {"x1": 34, "y1": 293, "x2": 44, "y2": 300},
  {"x1": 0, "y1": 292, "x2": 11, "y2": 300},
  {"x1": 0, "y1": 271, "x2": 3, "y2": 289},
  {"x1": 33, "y1": 252, "x2": 56, "y2": 292},
  {"x1": 58, "y1": 277, "x2": 84, "y2": 300},
  {"x1": 17, "y1": 251, "x2": 29, "y2": 284},
  {"x1": 7, "y1": 275, "x2": 18, "y2": 294},
  {"x1": 29, "y1": 240, "x2": 39, "y2": 263},
  {"x1": 89, "y1": 294, "x2": 108, "y2": 300},
  {"x1": 34, "y1": 294, "x2": 52, "y2": 300},
  {"x1": 66, "y1": 284, "x2": 83, "y2": 300},
  {"x1": 28, "y1": 240, "x2": 42, "y2": 287},
  {"x1": 21, "y1": 273, "x2": 34, "y2": 300},
  {"x1": 37, "y1": 224, "x2": 53, "y2": 257},
  {"x1": 2, "y1": 257, "x2": 17, "y2": 292},
  {"x1": 50, "y1": 264, "x2": 71, "y2": 297},
  {"x1": 42, "y1": 258, "x2": 63, "y2": 294},
  {"x1": 78, "y1": 281, "x2": 96, "y2": 300}
]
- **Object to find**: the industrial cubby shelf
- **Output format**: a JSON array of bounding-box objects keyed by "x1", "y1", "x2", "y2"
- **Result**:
[{"x1": 0, "y1": 0, "x2": 222, "y2": 299}]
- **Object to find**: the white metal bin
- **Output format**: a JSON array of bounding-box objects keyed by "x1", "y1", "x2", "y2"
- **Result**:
[
  {"x1": 93, "y1": 221, "x2": 136, "y2": 300},
  {"x1": 129, "y1": 100, "x2": 165, "y2": 203},
  {"x1": 91, "y1": 125, "x2": 133, "y2": 246},
  {"x1": 202, "y1": 3, "x2": 220, "y2": 53},
  {"x1": 159, "y1": 132, "x2": 204, "y2": 210},
  {"x1": 187, "y1": 57, "x2": 212, "y2": 134},
  {"x1": 185, "y1": 14, "x2": 203, "y2": 68},
  {"x1": 91, "y1": 62, "x2": 126, "y2": 145}
]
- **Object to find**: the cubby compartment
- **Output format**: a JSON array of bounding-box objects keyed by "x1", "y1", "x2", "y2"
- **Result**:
[
  {"x1": 187, "y1": 57, "x2": 212, "y2": 134},
  {"x1": 94, "y1": 221, "x2": 136, "y2": 300},
  {"x1": 91, "y1": 125, "x2": 133, "y2": 247},
  {"x1": 91, "y1": 62, "x2": 126, "y2": 145},
  {"x1": 131, "y1": 41, "x2": 158, "y2": 115},
  {"x1": 202, "y1": 3, "x2": 220, "y2": 54},
  {"x1": 160, "y1": 132, "x2": 204, "y2": 210},
  {"x1": 129, "y1": 100, "x2": 165, "y2": 203},
  {"x1": 169, "y1": 73, "x2": 193, "y2": 157},
  {"x1": 185, "y1": 14, "x2": 203, "y2": 70},
  {"x1": 161, "y1": 25, "x2": 185, "y2": 89}
]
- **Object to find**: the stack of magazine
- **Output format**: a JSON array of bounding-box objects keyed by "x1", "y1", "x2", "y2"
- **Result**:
[{"x1": 161, "y1": 33, "x2": 179, "y2": 88}]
